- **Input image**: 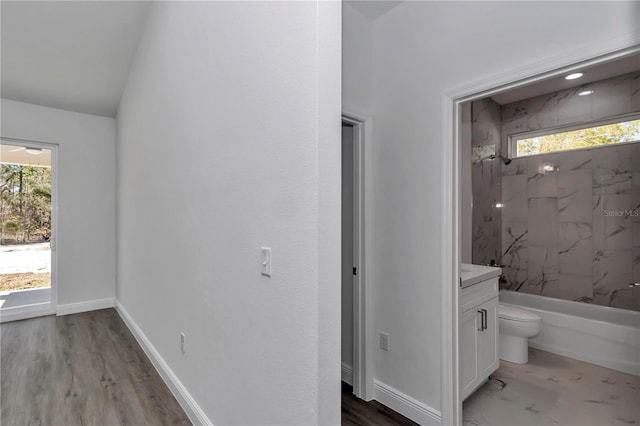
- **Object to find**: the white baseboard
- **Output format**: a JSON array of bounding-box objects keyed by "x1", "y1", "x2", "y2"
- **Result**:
[
  {"x1": 115, "y1": 300, "x2": 213, "y2": 426},
  {"x1": 374, "y1": 379, "x2": 441, "y2": 426},
  {"x1": 1, "y1": 303, "x2": 55, "y2": 323},
  {"x1": 56, "y1": 298, "x2": 114, "y2": 316},
  {"x1": 342, "y1": 362, "x2": 353, "y2": 386}
]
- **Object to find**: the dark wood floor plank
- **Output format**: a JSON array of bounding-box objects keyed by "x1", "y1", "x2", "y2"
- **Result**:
[
  {"x1": 341, "y1": 382, "x2": 418, "y2": 426},
  {"x1": 1, "y1": 309, "x2": 190, "y2": 426}
]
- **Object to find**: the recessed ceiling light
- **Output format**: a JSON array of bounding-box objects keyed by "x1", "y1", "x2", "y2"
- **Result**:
[
  {"x1": 565, "y1": 73, "x2": 583, "y2": 80},
  {"x1": 578, "y1": 90, "x2": 594, "y2": 96}
]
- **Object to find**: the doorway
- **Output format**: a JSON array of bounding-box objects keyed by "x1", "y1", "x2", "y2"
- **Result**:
[
  {"x1": 441, "y1": 45, "x2": 640, "y2": 425},
  {"x1": 341, "y1": 113, "x2": 373, "y2": 402},
  {"x1": 342, "y1": 122, "x2": 356, "y2": 386},
  {"x1": 342, "y1": 112, "x2": 374, "y2": 401},
  {"x1": 0, "y1": 139, "x2": 57, "y2": 322}
]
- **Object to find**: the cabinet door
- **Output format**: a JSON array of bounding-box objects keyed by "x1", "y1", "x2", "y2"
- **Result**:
[
  {"x1": 460, "y1": 307, "x2": 481, "y2": 400},
  {"x1": 478, "y1": 297, "x2": 499, "y2": 377}
]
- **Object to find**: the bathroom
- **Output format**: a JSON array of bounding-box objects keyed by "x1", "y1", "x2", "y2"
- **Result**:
[{"x1": 460, "y1": 53, "x2": 640, "y2": 425}]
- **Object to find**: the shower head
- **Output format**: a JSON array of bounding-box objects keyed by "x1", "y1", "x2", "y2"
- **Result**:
[{"x1": 489, "y1": 154, "x2": 512, "y2": 165}]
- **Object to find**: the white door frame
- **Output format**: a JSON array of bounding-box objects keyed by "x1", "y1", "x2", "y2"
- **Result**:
[
  {"x1": 0, "y1": 137, "x2": 58, "y2": 322},
  {"x1": 440, "y1": 37, "x2": 640, "y2": 425},
  {"x1": 342, "y1": 111, "x2": 374, "y2": 401}
]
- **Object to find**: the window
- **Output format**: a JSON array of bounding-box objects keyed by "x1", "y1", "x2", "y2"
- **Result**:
[{"x1": 510, "y1": 115, "x2": 640, "y2": 158}]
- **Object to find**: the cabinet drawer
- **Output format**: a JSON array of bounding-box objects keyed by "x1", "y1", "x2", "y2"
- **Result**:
[{"x1": 460, "y1": 277, "x2": 498, "y2": 313}]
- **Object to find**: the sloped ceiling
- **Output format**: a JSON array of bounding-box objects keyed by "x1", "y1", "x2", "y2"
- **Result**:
[
  {"x1": 347, "y1": 1, "x2": 404, "y2": 21},
  {"x1": 1, "y1": 1, "x2": 151, "y2": 117}
]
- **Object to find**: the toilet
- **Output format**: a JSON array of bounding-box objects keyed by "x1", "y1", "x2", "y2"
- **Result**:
[{"x1": 498, "y1": 303, "x2": 542, "y2": 364}]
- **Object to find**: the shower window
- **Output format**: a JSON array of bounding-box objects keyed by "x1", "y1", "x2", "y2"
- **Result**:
[{"x1": 509, "y1": 113, "x2": 640, "y2": 158}]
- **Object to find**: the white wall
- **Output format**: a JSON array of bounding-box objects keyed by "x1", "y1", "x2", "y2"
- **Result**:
[
  {"x1": 341, "y1": 125, "x2": 354, "y2": 372},
  {"x1": 116, "y1": 2, "x2": 341, "y2": 425},
  {"x1": 343, "y1": 2, "x2": 372, "y2": 114},
  {"x1": 0, "y1": 99, "x2": 116, "y2": 305},
  {"x1": 355, "y1": 0, "x2": 639, "y2": 418}
]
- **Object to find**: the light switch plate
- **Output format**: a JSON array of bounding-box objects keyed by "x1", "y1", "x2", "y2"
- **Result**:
[{"x1": 261, "y1": 247, "x2": 271, "y2": 277}]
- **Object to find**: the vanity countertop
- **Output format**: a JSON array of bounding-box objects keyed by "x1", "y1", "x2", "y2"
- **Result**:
[{"x1": 460, "y1": 263, "x2": 502, "y2": 288}]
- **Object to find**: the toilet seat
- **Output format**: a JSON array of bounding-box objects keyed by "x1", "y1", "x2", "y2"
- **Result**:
[{"x1": 498, "y1": 303, "x2": 541, "y2": 323}]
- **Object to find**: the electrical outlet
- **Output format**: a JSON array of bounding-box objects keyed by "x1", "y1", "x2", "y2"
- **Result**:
[
  {"x1": 180, "y1": 332, "x2": 186, "y2": 354},
  {"x1": 379, "y1": 332, "x2": 389, "y2": 351}
]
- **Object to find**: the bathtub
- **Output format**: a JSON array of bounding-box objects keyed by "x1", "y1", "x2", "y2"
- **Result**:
[{"x1": 499, "y1": 290, "x2": 640, "y2": 376}]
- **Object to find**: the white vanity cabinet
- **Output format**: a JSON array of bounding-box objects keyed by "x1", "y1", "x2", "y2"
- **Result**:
[{"x1": 460, "y1": 275, "x2": 500, "y2": 401}]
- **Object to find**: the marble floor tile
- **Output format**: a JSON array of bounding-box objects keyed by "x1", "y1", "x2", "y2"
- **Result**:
[{"x1": 463, "y1": 348, "x2": 640, "y2": 426}]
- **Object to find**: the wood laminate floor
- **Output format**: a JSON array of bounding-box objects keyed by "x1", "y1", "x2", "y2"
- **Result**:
[
  {"x1": 341, "y1": 382, "x2": 418, "y2": 426},
  {"x1": 1, "y1": 309, "x2": 190, "y2": 426},
  {"x1": 3, "y1": 309, "x2": 418, "y2": 426}
]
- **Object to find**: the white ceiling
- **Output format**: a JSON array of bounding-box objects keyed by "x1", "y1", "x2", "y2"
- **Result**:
[
  {"x1": 1, "y1": 1, "x2": 151, "y2": 118},
  {"x1": 491, "y1": 53, "x2": 640, "y2": 105},
  {"x1": 7, "y1": 0, "x2": 631, "y2": 116},
  {"x1": 347, "y1": 1, "x2": 404, "y2": 21}
]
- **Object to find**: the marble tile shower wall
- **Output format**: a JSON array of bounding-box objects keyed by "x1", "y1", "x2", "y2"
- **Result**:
[
  {"x1": 501, "y1": 147, "x2": 640, "y2": 310},
  {"x1": 498, "y1": 71, "x2": 640, "y2": 311},
  {"x1": 471, "y1": 98, "x2": 502, "y2": 266}
]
